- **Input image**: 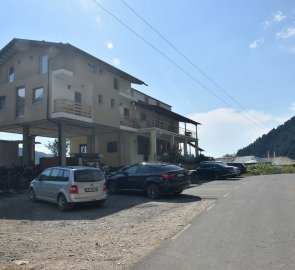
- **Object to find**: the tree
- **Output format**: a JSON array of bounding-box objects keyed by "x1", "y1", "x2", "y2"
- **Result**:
[{"x1": 45, "y1": 139, "x2": 70, "y2": 157}]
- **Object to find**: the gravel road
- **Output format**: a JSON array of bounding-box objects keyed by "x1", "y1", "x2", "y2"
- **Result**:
[{"x1": 0, "y1": 189, "x2": 214, "y2": 270}]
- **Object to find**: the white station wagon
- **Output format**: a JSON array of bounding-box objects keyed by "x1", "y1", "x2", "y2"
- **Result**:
[{"x1": 28, "y1": 166, "x2": 107, "y2": 211}]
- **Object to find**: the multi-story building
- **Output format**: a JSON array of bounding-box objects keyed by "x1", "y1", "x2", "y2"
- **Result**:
[{"x1": 0, "y1": 38, "x2": 200, "y2": 167}]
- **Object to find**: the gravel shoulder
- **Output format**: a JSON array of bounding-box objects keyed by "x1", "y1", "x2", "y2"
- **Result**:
[{"x1": 0, "y1": 189, "x2": 214, "y2": 270}]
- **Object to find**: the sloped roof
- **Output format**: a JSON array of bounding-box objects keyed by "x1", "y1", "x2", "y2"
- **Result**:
[
  {"x1": 0, "y1": 38, "x2": 146, "y2": 86},
  {"x1": 233, "y1": 156, "x2": 269, "y2": 164},
  {"x1": 268, "y1": 156, "x2": 295, "y2": 166}
]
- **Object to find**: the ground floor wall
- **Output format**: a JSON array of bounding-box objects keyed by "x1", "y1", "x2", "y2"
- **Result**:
[{"x1": 0, "y1": 142, "x2": 19, "y2": 167}]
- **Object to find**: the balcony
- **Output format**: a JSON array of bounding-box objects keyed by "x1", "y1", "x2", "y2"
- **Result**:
[
  {"x1": 120, "y1": 116, "x2": 196, "y2": 138},
  {"x1": 54, "y1": 99, "x2": 92, "y2": 119}
]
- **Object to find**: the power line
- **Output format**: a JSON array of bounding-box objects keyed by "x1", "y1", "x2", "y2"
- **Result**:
[
  {"x1": 92, "y1": 0, "x2": 268, "y2": 131},
  {"x1": 119, "y1": 0, "x2": 269, "y2": 131}
]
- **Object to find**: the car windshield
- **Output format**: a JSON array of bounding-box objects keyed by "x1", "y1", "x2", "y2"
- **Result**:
[
  {"x1": 74, "y1": 169, "x2": 104, "y2": 182},
  {"x1": 152, "y1": 164, "x2": 183, "y2": 172}
]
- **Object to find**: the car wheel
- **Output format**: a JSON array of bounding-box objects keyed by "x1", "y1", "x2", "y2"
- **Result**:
[
  {"x1": 147, "y1": 184, "x2": 161, "y2": 199},
  {"x1": 57, "y1": 194, "x2": 72, "y2": 211},
  {"x1": 28, "y1": 188, "x2": 36, "y2": 202},
  {"x1": 108, "y1": 182, "x2": 119, "y2": 194}
]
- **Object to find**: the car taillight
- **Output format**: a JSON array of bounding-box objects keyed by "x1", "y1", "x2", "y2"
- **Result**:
[
  {"x1": 70, "y1": 185, "x2": 79, "y2": 194},
  {"x1": 103, "y1": 183, "x2": 107, "y2": 191},
  {"x1": 161, "y1": 173, "x2": 176, "y2": 180}
]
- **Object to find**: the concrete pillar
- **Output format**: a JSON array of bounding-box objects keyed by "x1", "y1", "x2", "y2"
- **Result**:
[
  {"x1": 22, "y1": 126, "x2": 30, "y2": 166},
  {"x1": 92, "y1": 129, "x2": 100, "y2": 153},
  {"x1": 184, "y1": 139, "x2": 188, "y2": 156},
  {"x1": 30, "y1": 135, "x2": 36, "y2": 165},
  {"x1": 58, "y1": 122, "x2": 67, "y2": 166},
  {"x1": 87, "y1": 135, "x2": 92, "y2": 153},
  {"x1": 195, "y1": 125, "x2": 199, "y2": 157},
  {"x1": 150, "y1": 130, "x2": 157, "y2": 161}
]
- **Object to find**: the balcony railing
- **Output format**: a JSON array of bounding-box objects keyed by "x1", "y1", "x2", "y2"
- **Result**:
[
  {"x1": 54, "y1": 99, "x2": 92, "y2": 118},
  {"x1": 120, "y1": 116, "x2": 196, "y2": 138}
]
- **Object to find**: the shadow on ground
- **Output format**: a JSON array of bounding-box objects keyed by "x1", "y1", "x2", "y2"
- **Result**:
[{"x1": 0, "y1": 190, "x2": 202, "y2": 222}]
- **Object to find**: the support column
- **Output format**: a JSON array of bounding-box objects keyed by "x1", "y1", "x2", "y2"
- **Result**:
[
  {"x1": 195, "y1": 125, "x2": 199, "y2": 157},
  {"x1": 30, "y1": 135, "x2": 36, "y2": 165},
  {"x1": 58, "y1": 121, "x2": 67, "y2": 166},
  {"x1": 92, "y1": 129, "x2": 100, "y2": 153},
  {"x1": 184, "y1": 139, "x2": 188, "y2": 156},
  {"x1": 22, "y1": 126, "x2": 30, "y2": 166},
  {"x1": 150, "y1": 130, "x2": 157, "y2": 161}
]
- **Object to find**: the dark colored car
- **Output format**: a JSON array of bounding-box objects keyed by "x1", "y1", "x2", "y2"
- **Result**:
[
  {"x1": 226, "y1": 162, "x2": 247, "y2": 174},
  {"x1": 190, "y1": 162, "x2": 235, "y2": 180},
  {"x1": 106, "y1": 162, "x2": 191, "y2": 199}
]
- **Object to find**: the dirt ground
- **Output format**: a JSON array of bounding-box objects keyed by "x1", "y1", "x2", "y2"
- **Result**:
[{"x1": 0, "y1": 190, "x2": 214, "y2": 270}]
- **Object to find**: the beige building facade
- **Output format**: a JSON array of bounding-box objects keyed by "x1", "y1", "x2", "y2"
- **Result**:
[{"x1": 0, "y1": 38, "x2": 200, "y2": 167}]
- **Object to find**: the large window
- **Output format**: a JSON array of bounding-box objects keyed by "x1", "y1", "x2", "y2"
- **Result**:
[
  {"x1": 8, "y1": 66, "x2": 14, "y2": 82},
  {"x1": 0, "y1": 96, "x2": 6, "y2": 111},
  {"x1": 33, "y1": 87, "x2": 43, "y2": 104},
  {"x1": 40, "y1": 55, "x2": 48, "y2": 74},
  {"x1": 16, "y1": 87, "x2": 25, "y2": 117},
  {"x1": 107, "y1": 141, "x2": 117, "y2": 153}
]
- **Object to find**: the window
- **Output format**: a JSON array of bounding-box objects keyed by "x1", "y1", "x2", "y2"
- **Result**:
[
  {"x1": 98, "y1": 94, "x2": 103, "y2": 104},
  {"x1": 126, "y1": 165, "x2": 138, "y2": 174},
  {"x1": 80, "y1": 144, "x2": 87, "y2": 154},
  {"x1": 140, "y1": 112, "x2": 146, "y2": 121},
  {"x1": 111, "y1": 98, "x2": 115, "y2": 108},
  {"x1": 33, "y1": 87, "x2": 43, "y2": 104},
  {"x1": 39, "y1": 169, "x2": 51, "y2": 181},
  {"x1": 8, "y1": 66, "x2": 14, "y2": 82},
  {"x1": 40, "y1": 55, "x2": 48, "y2": 74},
  {"x1": 124, "y1": 107, "x2": 129, "y2": 117},
  {"x1": 114, "y1": 78, "x2": 119, "y2": 90},
  {"x1": 131, "y1": 89, "x2": 134, "y2": 97},
  {"x1": 75, "y1": 92, "x2": 82, "y2": 103},
  {"x1": 0, "y1": 96, "x2": 6, "y2": 111},
  {"x1": 61, "y1": 170, "x2": 70, "y2": 182},
  {"x1": 88, "y1": 63, "x2": 97, "y2": 74},
  {"x1": 16, "y1": 87, "x2": 25, "y2": 117},
  {"x1": 107, "y1": 141, "x2": 117, "y2": 153}
]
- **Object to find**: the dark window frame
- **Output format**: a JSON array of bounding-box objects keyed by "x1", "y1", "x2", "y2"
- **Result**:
[
  {"x1": 0, "y1": 96, "x2": 6, "y2": 111},
  {"x1": 107, "y1": 141, "x2": 117, "y2": 153}
]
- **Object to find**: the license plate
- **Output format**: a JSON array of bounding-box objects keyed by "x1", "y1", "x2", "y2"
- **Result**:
[
  {"x1": 177, "y1": 173, "x2": 184, "y2": 177},
  {"x1": 85, "y1": 187, "x2": 98, "y2": 192}
]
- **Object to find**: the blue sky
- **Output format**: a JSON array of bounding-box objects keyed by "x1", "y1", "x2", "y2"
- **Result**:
[{"x1": 1, "y1": 0, "x2": 295, "y2": 157}]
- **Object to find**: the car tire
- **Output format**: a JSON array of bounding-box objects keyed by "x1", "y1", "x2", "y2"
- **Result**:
[
  {"x1": 147, "y1": 184, "x2": 161, "y2": 199},
  {"x1": 108, "y1": 182, "x2": 119, "y2": 194},
  {"x1": 57, "y1": 194, "x2": 72, "y2": 211},
  {"x1": 28, "y1": 188, "x2": 37, "y2": 202}
]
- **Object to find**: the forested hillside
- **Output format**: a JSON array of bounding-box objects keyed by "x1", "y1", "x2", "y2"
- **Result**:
[{"x1": 237, "y1": 116, "x2": 295, "y2": 159}]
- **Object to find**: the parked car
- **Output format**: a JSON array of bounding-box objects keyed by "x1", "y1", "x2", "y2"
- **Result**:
[
  {"x1": 200, "y1": 161, "x2": 240, "y2": 177},
  {"x1": 106, "y1": 162, "x2": 191, "y2": 199},
  {"x1": 28, "y1": 166, "x2": 107, "y2": 211},
  {"x1": 190, "y1": 162, "x2": 235, "y2": 180},
  {"x1": 226, "y1": 162, "x2": 247, "y2": 174}
]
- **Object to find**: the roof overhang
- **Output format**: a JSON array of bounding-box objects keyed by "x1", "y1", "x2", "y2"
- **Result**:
[{"x1": 134, "y1": 101, "x2": 200, "y2": 126}]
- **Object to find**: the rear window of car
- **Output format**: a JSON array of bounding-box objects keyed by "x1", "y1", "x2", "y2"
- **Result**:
[{"x1": 74, "y1": 169, "x2": 104, "y2": 182}]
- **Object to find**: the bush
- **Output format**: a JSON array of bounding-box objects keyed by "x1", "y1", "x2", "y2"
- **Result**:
[{"x1": 246, "y1": 163, "x2": 282, "y2": 175}]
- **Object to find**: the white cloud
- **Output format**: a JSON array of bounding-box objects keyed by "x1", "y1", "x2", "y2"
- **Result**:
[
  {"x1": 249, "y1": 38, "x2": 264, "y2": 49},
  {"x1": 276, "y1": 24, "x2": 295, "y2": 38},
  {"x1": 273, "y1": 11, "x2": 286, "y2": 22},
  {"x1": 188, "y1": 108, "x2": 276, "y2": 157},
  {"x1": 112, "y1": 58, "x2": 120, "y2": 66},
  {"x1": 290, "y1": 103, "x2": 295, "y2": 111},
  {"x1": 107, "y1": 42, "x2": 113, "y2": 49}
]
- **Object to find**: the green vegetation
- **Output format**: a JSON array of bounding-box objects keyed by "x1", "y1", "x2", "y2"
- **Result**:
[
  {"x1": 237, "y1": 116, "x2": 295, "y2": 159},
  {"x1": 245, "y1": 163, "x2": 295, "y2": 176}
]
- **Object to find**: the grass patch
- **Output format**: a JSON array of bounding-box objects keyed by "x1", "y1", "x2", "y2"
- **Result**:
[{"x1": 245, "y1": 163, "x2": 295, "y2": 176}]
